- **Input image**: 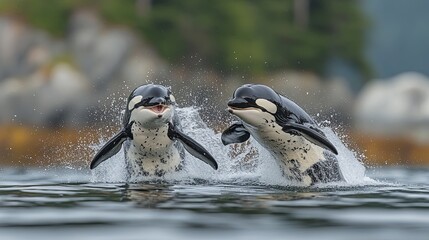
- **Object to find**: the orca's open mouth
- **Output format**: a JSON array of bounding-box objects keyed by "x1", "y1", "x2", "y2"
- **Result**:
[
  {"x1": 227, "y1": 106, "x2": 263, "y2": 115},
  {"x1": 228, "y1": 106, "x2": 261, "y2": 111},
  {"x1": 146, "y1": 105, "x2": 168, "y2": 114}
]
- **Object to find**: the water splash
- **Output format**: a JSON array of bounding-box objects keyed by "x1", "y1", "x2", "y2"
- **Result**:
[
  {"x1": 323, "y1": 128, "x2": 375, "y2": 186},
  {"x1": 91, "y1": 107, "x2": 372, "y2": 186},
  {"x1": 89, "y1": 139, "x2": 127, "y2": 183}
]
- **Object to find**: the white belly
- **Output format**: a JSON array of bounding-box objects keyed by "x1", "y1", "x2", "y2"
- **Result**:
[{"x1": 125, "y1": 123, "x2": 183, "y2": 178}]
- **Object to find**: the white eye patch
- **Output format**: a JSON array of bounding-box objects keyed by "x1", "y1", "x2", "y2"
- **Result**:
[
  {"x1": 128, "y1": 95, "x2": 143, "y2": 110},
  {"x1": 170, "y1": 94, "x2": 175, "y2": 103},
  {"x1": 255, "y1": 98, "x2": 277, "y2": 114}
]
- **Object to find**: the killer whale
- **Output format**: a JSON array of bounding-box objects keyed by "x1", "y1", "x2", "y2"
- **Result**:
[
  {"x1": 90, "y1": 84, "x2": 218, "y2": 178},
  {"x1": 222, "y1": 84, "x2": 342, "y2": 185}
]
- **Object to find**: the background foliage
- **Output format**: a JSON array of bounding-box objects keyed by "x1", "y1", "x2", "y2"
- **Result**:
[{"x1": 0, "y1": 0, "x2": 370, "y2": 77}]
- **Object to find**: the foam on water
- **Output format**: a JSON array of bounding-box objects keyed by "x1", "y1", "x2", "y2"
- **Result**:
[
  {"x1": 91, "y1": 107, "x2": 374, "y2": 186},
  {"x1": 90, "y1": 147, "x2": 127, "y2": 183}
]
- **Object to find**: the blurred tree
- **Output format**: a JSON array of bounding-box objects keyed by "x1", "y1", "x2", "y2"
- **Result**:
[
  {"x1": 0, "y1": 0, "x2": 71, "y2": 36},
  {"x1": 0, "y1": 0, "x2": 370, "y2": 78}
]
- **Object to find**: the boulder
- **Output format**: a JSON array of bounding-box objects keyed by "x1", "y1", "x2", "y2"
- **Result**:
[{"x1": 355, "y1": 72, "x2": 429, "y2": 142}]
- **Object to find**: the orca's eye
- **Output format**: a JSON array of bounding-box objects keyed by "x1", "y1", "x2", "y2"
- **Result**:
[
  {"x1": 163, "y1": 94, "x2": 175, "y2": 105},
  {"x1": 169, "y1": 94, "x2": 176, "y2": 103},
  {"x1": 243, "y1": 97, "x2": 254, "y2": 102},
  {"x1": 128, "y1": 95, "x2": 143, "y2": 110}
]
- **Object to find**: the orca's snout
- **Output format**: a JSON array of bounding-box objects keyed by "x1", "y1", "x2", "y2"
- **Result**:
[
  {"x1": 148, "y1": 97, "x2": 166, "y2": 106},
  {"x1": 227, "y1": 97, "x2": 254, "y2": 109}
]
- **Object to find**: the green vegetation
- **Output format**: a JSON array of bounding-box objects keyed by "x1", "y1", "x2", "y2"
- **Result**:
[{"x1": 0, "y1": 0, "x2": 370, "y2": 77}]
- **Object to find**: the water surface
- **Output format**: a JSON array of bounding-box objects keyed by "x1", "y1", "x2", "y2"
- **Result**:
[
  {"x1": 1, "y1": 167, "x2": 429, "y2": 240},
  {"x1": 2, "y1": 108, "x2": 427, "y2": 239}
]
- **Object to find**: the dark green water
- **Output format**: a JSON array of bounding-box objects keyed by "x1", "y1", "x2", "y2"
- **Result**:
[{"x1": 1, "y1": 167, "x2": 429, "y2": 240}]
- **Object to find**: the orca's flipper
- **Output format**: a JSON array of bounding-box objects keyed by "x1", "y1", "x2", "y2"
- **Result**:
[
  {"x1": 282, "y1": 122, "x2": 338, "y2": 155},
  {"x1": 221, "y1": 122, "x2": 250, "y2": 145},
  {"x1": 168, "y1": 123, "x2": 218, "y2": 170},
  {"x1": 90, "y1": 121, "x2": 134, "y2": 169}
]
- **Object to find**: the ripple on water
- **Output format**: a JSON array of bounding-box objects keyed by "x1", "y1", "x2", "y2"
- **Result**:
[
  {"x1": 2, "y1": 108, "x2": 429, "y2": 239},
  {"x1": 1, "y1": 167, "x2": 429, "y2": 240}
]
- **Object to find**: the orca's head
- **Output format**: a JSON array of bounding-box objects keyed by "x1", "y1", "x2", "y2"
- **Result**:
[
  {"x1": 125, "y1": 84, "x2": 176, "y2": 128},
  {"x1": 227, "y1": 84, "x2": 281, "y2": 126}
]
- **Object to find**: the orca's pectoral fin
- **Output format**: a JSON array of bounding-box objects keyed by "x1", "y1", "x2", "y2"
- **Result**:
[
  {"x1": 90, "y1": 121, "x2": 134, "y2": 169},
  {"x1": 168, "y1": 123, "x2": 218, "y2": 170},
  {"x1": 221, "y1": 122, "x2": 250, "y2": 145},
  {"x1": 282, "y1": 122, "x2": 338, "y2": 155}
]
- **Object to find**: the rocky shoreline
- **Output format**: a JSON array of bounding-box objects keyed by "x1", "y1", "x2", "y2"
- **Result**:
[{"x1": 2, "y1": 125, "x2": 429, "y2": 168}]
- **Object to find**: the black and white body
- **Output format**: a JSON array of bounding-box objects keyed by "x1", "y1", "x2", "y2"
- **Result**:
[
  {"x1": 222, "y1": 84, "x2": 342, "y2": 186},
  {"x1": 90, "y1": 84, "x2": 218, "y2": 179}
]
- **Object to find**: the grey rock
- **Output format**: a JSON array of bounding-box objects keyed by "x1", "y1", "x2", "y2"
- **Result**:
[{"x1": 355, "y1": 72, "x2": 429, "y2": 141}]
